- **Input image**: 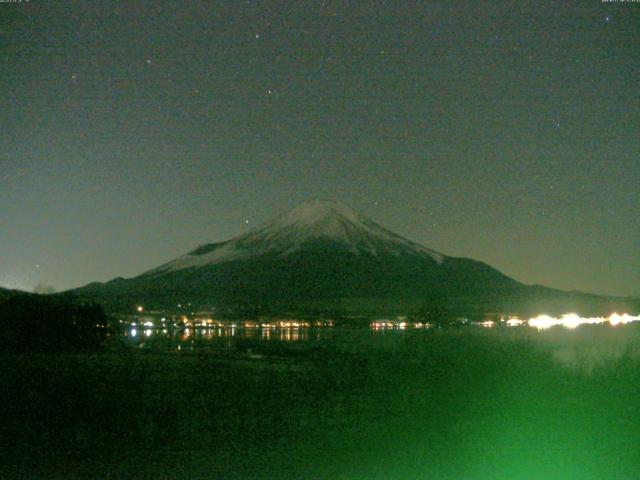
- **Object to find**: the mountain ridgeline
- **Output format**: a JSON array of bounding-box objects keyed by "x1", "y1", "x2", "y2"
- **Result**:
[{"x1": 72, "y1": 200, "x2": 638, "y2": 317}]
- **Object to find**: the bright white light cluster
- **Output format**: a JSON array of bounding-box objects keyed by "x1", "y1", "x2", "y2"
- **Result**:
[{"x1": 527, "y1": 312, "x2": 640, "y2": 330}]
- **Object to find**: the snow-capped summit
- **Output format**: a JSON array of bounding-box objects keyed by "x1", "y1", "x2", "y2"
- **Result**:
[
  {"x1": 241, "y1": 199, "x2": 443, "y2": 258},
  {"x1": 144, "y1": 200, "x2": 444, "y2": 275},
  {"x1": 263, "y1": 199, "x2": 364, "y2": 229}
]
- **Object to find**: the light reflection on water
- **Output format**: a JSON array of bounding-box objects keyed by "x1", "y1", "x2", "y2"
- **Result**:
[
  {"x1": 120, "y1": 321, "x2": 640, "y2": 369},
  {"x1": 123, "y1": 324, "x2": 334, "y2": 352},
  {"x1": 124, "y1": 325, "x2": 325, "y2": 339}
]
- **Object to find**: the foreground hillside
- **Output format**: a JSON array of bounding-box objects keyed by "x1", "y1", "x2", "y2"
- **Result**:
[
  {"x1": 2, "y1": 328, "x2": 639, "y2": 479},
  {"x1": 0, "y1": 287, "x2": 28, "y2": 303}
]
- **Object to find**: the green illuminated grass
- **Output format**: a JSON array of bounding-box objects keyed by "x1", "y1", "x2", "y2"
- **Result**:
[{"x1": 1, "y1": 327, "x2": 638, "y2": 479}]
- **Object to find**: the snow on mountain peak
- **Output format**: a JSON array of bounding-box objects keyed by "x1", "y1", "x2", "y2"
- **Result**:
[
  {"x1": 143, "y1": 200, "x2": 445, "y2": 275},
  {"x1": 248, "y1": 199, "x2": 370, "y2": 242},
  {"x1": 272, "y1": 199, "x2": 364, "y2": 227}
]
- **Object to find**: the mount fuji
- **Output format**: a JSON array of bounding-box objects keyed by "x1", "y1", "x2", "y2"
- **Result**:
[
  {"x1": 72, "y1": 200, "x2": 633, "y2": 316},
  {"x1": 74, "y1": 200, "x2": 519, "y2": 311}
]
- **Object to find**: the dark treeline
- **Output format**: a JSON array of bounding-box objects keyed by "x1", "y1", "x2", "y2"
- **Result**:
[{"x1": 0, "y1": 292, "x2": 110, "y2": 351}]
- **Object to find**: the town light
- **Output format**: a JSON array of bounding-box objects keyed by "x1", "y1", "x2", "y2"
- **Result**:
[{"x1": 527, "y1": 312, "x2": 640, "y2": 330}]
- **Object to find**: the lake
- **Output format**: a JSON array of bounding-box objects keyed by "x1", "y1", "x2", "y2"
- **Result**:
[{"x1": 120, "y1": 321, "x2": 640, "y2": 370}]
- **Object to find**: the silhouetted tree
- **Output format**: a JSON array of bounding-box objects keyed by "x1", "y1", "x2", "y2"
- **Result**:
[
  {"x1": 415, "y1": 293, "x2": 454, "y2": 328},
  {"x1": 0, "y1": 293, "x2": 110, "y2": 351},
  {"x1": 33, "y1": 284, "x2": 56, "y2": 295}
]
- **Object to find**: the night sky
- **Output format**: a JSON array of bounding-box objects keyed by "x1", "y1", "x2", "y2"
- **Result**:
[{"x1": 1, "y1": 1, "x2": 638, "y2": 297}]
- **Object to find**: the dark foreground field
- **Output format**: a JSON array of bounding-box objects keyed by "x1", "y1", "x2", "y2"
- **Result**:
[{"x1": 2, "y1": 329, "x2": 639, "y2": 479}]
